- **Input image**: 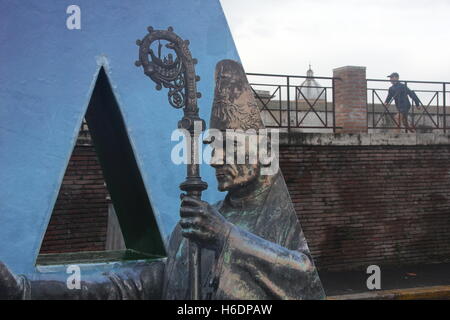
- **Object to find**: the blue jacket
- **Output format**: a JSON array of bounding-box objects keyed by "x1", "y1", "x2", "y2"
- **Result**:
[{"x1": 385, "y1": 82, "x2": 420, "y2": 113}]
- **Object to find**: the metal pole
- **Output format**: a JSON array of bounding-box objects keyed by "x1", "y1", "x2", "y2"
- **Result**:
[
  {"x1": 332, "y1": 78, "x2": 336, "y2": 133},
  {"x1": 325, "y1": 87, "x2": 328, "y2": 128},
  {"x1": 372, "y1": 89, "x2": 375, "y2": 129},
  {"x1": 444, "y1": 83, "x2": 447, "y2": 133},
  {"x1": 287, "y1": 76, "x2": 291, "y2": 137},
  {"x1": 186, "y1": 128, "x2": 202, "y2": 299},
  {"x1": 437, "y1": 91, "x2": 440, "y2": 129}
]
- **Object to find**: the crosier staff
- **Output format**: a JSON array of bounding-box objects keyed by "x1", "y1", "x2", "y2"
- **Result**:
[{"x1": 135, "y1": 26, "x2": 208, "y2": 300}]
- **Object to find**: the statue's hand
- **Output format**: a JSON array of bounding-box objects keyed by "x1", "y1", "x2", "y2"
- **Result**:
[
  {"x1": 0, "y1": 262, "x2": 24, "y2": 299},
  {"x1": 180, "y1": 196, "x2": 233, "y2": 252}
]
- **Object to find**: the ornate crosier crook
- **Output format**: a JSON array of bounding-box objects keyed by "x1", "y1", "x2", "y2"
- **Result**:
[{"x1": 135, "y1": 26, "x2": 208, "y2": 300}]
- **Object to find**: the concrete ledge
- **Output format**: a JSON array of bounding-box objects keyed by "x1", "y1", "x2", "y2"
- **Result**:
[
  {"x1": 328, "y1": 285, "x2": 450, "y2": 300},
  {"x1": 280, "y1": 132, "x2": 450, "y2": 146}
]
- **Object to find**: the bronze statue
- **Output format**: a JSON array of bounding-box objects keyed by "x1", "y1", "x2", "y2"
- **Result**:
[{"x1": 0, "y1": 59, "x2": 325, "y2": 300}]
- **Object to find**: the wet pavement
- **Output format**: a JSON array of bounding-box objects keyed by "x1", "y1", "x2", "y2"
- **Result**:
[{"x1": 319, "y1": 262, "x2": 450, "y2": 296}]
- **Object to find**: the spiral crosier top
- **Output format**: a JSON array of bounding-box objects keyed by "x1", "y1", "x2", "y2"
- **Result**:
[{"x1": 135, "y1": 26, "x2": 202, "y2": 115}]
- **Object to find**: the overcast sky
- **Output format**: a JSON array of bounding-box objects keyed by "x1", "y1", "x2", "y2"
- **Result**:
[{"x1": 220, "y1": 0, "x2": 450, "y2": 82}]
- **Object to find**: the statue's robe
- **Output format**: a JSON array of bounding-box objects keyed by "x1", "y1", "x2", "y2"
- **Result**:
[
  {"x1": 26, "y1": 172, "x2": 324, "y2": 300},
  {"x1": 164, "y1": 172, "x2": 324, "y2": 299}
]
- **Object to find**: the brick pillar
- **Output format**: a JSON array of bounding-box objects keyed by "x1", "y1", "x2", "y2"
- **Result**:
[{"x1": 333, "y1": 66, "x2": 368, "y2": 133}]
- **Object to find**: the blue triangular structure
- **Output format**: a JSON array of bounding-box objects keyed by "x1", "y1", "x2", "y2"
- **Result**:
[{"x1": 0, "y1": 0, "x2": 240, "y2": 273}]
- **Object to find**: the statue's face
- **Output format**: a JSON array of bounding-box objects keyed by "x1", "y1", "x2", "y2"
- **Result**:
[
  {"x1": 210, "y1": 142, "x2": 260, "y2": 192},
  {"x1": 206, "y1": 60, "x2": 264, "y2": 192}
]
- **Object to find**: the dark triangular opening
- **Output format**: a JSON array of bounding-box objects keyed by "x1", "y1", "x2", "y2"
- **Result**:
[{"x1": 37, "y1": 67, "x2": 166, "y2": 265}]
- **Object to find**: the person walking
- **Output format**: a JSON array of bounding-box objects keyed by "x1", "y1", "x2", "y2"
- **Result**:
[{"x1": 385, "y1": 72, "x2": 421, "y2": 133}]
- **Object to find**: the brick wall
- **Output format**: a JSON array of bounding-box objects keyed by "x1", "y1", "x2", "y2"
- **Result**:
[
  {"x1": 39, "y1": 128, "x2": 110, "y2": 254},
  {"x1": 280, "y1": 143, "x2": 450, "y2": 271},
  {"x1": 39, "y1": 124, "x2": 450, "y2": 272}
]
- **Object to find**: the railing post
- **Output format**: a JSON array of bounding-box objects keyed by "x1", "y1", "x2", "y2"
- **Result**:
[
  {"x1": 437, "y1": 90, "x2": 440, "y2": 129},
  {"x1": 444, "y1": 83, "x2": 447, "y2": 133},
  {"x1": 372, "y1": 89, "x2": 375, "y2": 129},
  {"x1": 332, "y1": 78, "x2": 336, "y2": 133},
  {"x1": 286, "y1": 76, "x2": 291, "y2": 136},
  {"x1": 325, "y1": 86, "x2": 328, "y2": 128}
]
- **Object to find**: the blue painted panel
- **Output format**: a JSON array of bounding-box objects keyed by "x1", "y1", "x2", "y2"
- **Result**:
[{"x1": 0, "y1": 0, "x2": 240, "y2": 273}]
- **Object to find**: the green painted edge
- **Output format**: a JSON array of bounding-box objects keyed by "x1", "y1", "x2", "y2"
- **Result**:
[{"x1": 36, "y1": 249, "x2": 164, "y2": 266}]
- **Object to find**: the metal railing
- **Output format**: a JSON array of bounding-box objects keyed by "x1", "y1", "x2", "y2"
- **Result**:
[
  {"x1": 246, "y1": 73, "x2": 338, "y2": 133},
  {"x1": 367, "y1": 79, "x2": 450, "y2": 132}
]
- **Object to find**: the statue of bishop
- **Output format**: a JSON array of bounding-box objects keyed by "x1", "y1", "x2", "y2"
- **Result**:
[{"x1": 0, "y1": 60, "x2": 325, "y2": 300}]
